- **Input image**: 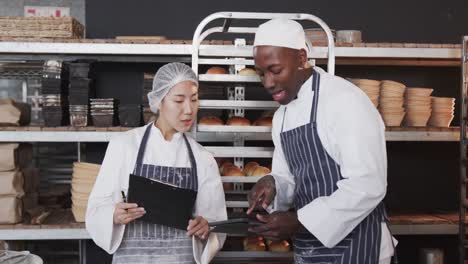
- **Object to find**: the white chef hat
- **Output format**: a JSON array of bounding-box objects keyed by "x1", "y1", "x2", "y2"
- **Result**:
[
  {"x1": 148, "y1": 62, "x2": 198, "y2": 113},
  {"x1": 254, "y1": 18, "x2": 308, "y2": 51}
]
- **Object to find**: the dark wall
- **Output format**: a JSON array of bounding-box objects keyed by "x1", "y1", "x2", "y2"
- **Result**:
[{"x1": 86, "y1": 0, "x2": 468, "y2": 42}]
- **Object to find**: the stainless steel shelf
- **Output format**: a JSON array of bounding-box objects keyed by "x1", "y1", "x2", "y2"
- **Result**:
[
  {"x1": 199, "y1": 100, "x2": 279, "y2": 109},
  {"x1": 0, "y1": 130, "x2": 273, "y2": 142},
  {"x1": 197, "y1": 125, "x2": 272, "y2": 133},
  {"x1": 226, "y1": 201, "x2": 249, "y2": 208},
  {"x1": 0, "y1": 128, "x2": 462, "y2": 142},
  {"x1": 0, "y1": 223, "x2": 459, "y2": 240},
  {"x1": 0, "y1": 227, "x2": 89, "y2": 240},
  {"x1": 214, "y1": 251, "x2": 293, "y2": 259},
  {"x1": 0, "y1": 42, "x2": 461, "y2": 66},
  {"x1": 207, "y1": 147, "x2": 273, "y2": 158},
  {"x1": 222, "y1": 176, "x2": 263, "y2": 183},
  {"x1": 199, "y1": 74, "x2": 260, "y2": 83}
]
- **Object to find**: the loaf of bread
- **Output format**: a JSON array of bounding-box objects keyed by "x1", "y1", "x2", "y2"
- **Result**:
[
  {"x1": 251, "y1": 166, "x2": 271, "y2": 176},
  {"x1": 244, "y1": 161, "x2": 260, "y2": 176},
  {"x1": 219, "y1": 161, "x2": 234, "y2": 175},
  {"x1": 244, "y1": 236, "x2": 266, "y2": 251},
  {"x1": 238, "y1": 68, "x2": 257, "y2": 76},
  {"x1": 223, "y1": 165, "x2": 246, "y2": 176},
  {"x1": 206, "y1": 66, "x2": 228, "y2": 74},
  {"x1": 226, "y1": 116, "x2": 251, "y2": 126},
  {"x1": 222, "y1": 182, "x2": 233, "y2": 191},
  {"x1": 266, "y1": 239, "x2": 290, "y2": 252},
  {"x1": 199, "y1": 116, "x2": 224, "y2": 125},
  {"x1": 254, "y1": 116, "x2": 273, "y2": 126}
]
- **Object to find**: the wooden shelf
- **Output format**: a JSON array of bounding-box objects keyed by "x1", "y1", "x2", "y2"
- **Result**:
[
  {"x1": 0, "y1": 210, "x2": 463, "y2": 240},
  {"x1": 0, "y1": 126, "x2": 462, "y2": 142}
]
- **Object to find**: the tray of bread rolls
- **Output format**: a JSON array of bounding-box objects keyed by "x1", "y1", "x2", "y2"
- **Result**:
[
  {"x1": 198, "y1": 115, "x2": 273, "y2": 133},
  {"x1": 199, "y1": 67, "x2": 261, "y2": 83},
  {"x1": 205, "y1": 147, "x2": 273, "y2": 158},
  {"x1": 199, "y1": 100, "x2": 279, "y2": 110}
]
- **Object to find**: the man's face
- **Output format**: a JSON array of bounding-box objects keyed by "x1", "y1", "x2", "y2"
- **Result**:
[{"x1": 254, "y1": 46, "x2": 305, "y2": 105}]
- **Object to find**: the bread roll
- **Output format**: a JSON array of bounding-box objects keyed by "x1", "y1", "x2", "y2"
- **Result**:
[
  {"x1": 222, "y1": 165, "x2": 246, "y2": 176},
  {"x1": 199, "y1": 116, "x2": 224, "y2": 125},
  {"x1": 244, "y1": 236, "x2": 266, "y2": 251},
  {"x1": 251, "y1": 166, "x2": 271, "y2": 176},
  {"x1": 238, "y1": 68, "x2": 257, "y2": 76},
  {"x1": 222, "y1": 183, "x2": 233, "y2": 191},
  {"x1": 254, "y1": 116, "x2": 273, "y2": 126},
  {"x1": 219, "y1": 161, "x2": 234, "y2": 175},
  {"x1": 206, "y1": 66, "x2": 228, "y2": 74},
  {"x1": 244, "y1": 161, "x2": 260, "y2": 176},
  {"x1": 226, "y1": 116, "x2": 251, "y2": 126},
  {"x1": 267, "y1": 240, "x2": 290, "y2": 252}
]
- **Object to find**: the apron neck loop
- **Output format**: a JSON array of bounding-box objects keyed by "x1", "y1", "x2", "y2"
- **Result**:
[
  {"x1": 135, "y1": 124, "x2": 153, "y2": 166},
  {"x1": 310, "y1": 69, "x2": 320, "y2": 124}
]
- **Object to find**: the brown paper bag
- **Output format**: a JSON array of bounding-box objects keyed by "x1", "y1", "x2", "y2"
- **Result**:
[
  {"x1": 0, "y1": 170, "x2": 24, "y2": 197},
  {"x1": 0, "y1": 196, "x2": 22, "y2": 224},
  {"x1": 0, "y1": 99, "x2": 30, "y2": 126},
  {"x1": 0, "y1": 101, "x2": 21, "y2": 126},
  {"x1": 0, "y1": 144, "x2": 18, "y2": 172}
]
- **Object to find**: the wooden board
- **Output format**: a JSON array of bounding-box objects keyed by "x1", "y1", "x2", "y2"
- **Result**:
[{"x1": 0, "y1": 209, "x2": 84, "y2": 230}]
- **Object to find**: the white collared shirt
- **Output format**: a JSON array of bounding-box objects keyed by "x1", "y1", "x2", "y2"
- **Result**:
[{"x1": 270, "y1": 67, "x2": 396, "y2": 259}]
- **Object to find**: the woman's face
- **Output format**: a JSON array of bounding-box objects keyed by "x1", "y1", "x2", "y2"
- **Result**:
[{"x1": 159, "y1": 80, "x2": 199, "y2": 133}]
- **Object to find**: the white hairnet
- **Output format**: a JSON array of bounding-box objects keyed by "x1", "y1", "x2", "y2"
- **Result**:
[{"x1": 148, "y1": 62, "x2": 198, "y2": 113}]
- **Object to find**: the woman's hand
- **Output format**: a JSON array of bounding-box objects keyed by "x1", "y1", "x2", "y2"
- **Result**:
[
  {"x1": 113, "y1": 203, "x2": 146, "y2": 225},
  {"x1": 187, "y1": 216, "x2": 210, "y2": 240}
]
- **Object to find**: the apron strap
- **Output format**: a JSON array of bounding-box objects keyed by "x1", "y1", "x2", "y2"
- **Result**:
[
  {"x1": 310, "y1": 69, "x2": 321, "y2": 124},
  {"x1": 183, "y1": 133, "x2": 198, "y2": 190},
  {"x1": 134, "y1": 123, "x2": 153, "y2": 170},
  {"x1": 280, "y1": 69, "x2": 321, "y2": 132}
]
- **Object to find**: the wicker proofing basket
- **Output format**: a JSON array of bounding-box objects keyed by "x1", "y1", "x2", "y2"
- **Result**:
[{"x1": 0, "y1": 16, "x2": 84, "y2": 38}]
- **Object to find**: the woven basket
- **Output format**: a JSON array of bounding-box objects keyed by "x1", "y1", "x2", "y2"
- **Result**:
[{"x1": 0, "y1": 16, "x2": 84, "y2": 38}]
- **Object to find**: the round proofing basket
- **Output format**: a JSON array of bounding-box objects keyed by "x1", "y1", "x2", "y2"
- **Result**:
[
  {"x1": 405, "y1": 94, "x2": 432, "y2": 101},
  {"x1": 358, "y1": 84, "x2": 381, "y2": 91},
  {"x1": 428, "y1": 114, "x2": 454, "y2": 127},
  {"x1": 71, "y1": 183, "x2": 94, "y2": 194},
  {"x1": 71, "y1": 189, "x2": 90, "y2": 200},
  {"x1": 405, "y1": 88, "x2": 434, "y2": 97},
  {"x1": 350, "y1": 78, "x2": 381, "y2": 86},
  {"x1": 378, "y1": 106, "x2": 405, "y2": 113},
  {"x1": 404, "y1": 112, "x2": 432, "y2": 127},
  {"x1": 72, "y1": 197, "x2": 89, "y2": 207},
  {"x1": 381, "y1": 80, "x2": 406, "y2": 89},
  {"x1": 72, "y1": 177, "x2": 97, "y2": 184},
  {"x1": 73, "y1": 162, "x2": 101, "y2": 171},
  {"x1": 380, "y1": 90, "x2": 405, "y2": 97},
  {"x1": 72, "y1": 171, "x2": 98, "y2": 181},
  {"x1": 405, "y1": 105, "x2": 432, "y2": 112},
  {"x1": 72, "y1": 204, "x2": 87, "y2": 222},
  {"x1": 380, "y1": 112, "x2": 405, "y2": 127},
  {"x1": 431, "y1": 97, "x2": 455, "y2": 104}
]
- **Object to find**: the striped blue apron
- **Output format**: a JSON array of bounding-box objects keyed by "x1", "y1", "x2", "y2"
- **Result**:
[
  {"x1": 113, "y1": 124, "x2": 197, "y2": 264},
  {"x1": 280, "y1": 70, "x2": 387, "y2": 264}
]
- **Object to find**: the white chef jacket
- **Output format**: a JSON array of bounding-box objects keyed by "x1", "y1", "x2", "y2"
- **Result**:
[
  {"x1": 270, "y1": 67, "x2": 396, "y2": 260},
  {"x1": 86, "y1": 123, "x2": 227, "y2": 264}
]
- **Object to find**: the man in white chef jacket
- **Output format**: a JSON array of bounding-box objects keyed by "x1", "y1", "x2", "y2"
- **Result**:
[{"x1": 247, "y1": 19, "x2": 396, "y2": 264}]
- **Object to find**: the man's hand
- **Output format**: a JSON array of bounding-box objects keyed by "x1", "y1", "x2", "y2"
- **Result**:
[
  {"x1": 113, "y1": 203, "x2": 145, "y2": 225},
  {"x1": 248, "y1": 211, "x2": 301, "y2": 241},
  {"x1": 247, "y1": 175, "x2": 276, "y2": 214}
]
